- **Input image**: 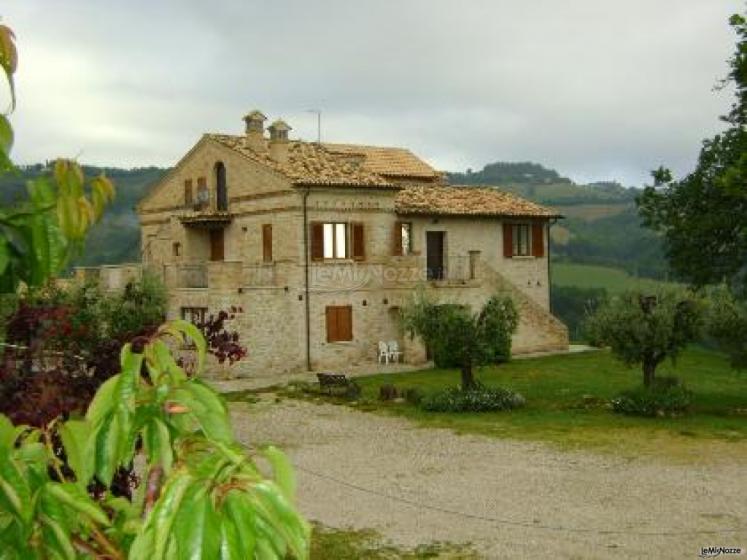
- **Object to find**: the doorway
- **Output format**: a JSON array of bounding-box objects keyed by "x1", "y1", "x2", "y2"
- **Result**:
[
  {"x1": 210, "y1": 229, "x2": 224, "y2": 261},
  {"x1": 426, "y1": 231, "x2": 445, "y2": 280}
]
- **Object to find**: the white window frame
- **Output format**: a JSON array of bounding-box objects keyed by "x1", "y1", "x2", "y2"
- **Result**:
[
  {"x1": 512, "y1": 224, "x2": 531, "y2": 256},
  {"x1": 323, "y1": 222, "x2": 348, "y2": 259}
]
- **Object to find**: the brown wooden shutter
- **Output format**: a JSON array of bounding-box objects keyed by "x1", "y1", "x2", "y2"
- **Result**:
[
  {"x1": 392, "y1": 222, "x2": 403, "y2": 256},
  {"x1": 351, "y1": 222, "x2": 365, "y2": 261},
  {"x1": 326, "y1": 305, "x2": 353, "y2": 342},
  {"x1": 502, "y1": 223, "x2": 513, "y2": 258},
  {"x1": 339, "y1": 306, "x2": 352, "y2": 341},
  {"x1": 532, "y1": 222, "x2": 544, "y2": 258},
  {"x1": 326, "y1": 306, "x2": 338, "y2": 342},
  {"x1": 311, "y1": 222, "x2": 324, "y2": 261},
  {"x1": 262, "y1": 224, "x2": 273, "y2": 262},
  {"x1": 184, "y1": 180, "x2": 193, "y2": 205}
]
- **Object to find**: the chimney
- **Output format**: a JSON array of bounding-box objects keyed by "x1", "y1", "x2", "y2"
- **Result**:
[
  {"x1": 267, "y1": 119, "x2": 291, "y2": 164},
  {"x1": 242, "y1": 110, "x2": 267, "y2": 152}
]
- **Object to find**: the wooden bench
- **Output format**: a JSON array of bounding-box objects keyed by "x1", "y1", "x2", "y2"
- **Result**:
[{"x1": 316, "y1": 372, "x2": 354, "y2": 395}]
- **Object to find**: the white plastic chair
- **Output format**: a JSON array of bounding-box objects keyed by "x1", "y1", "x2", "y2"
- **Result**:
[
  {"x1": 387, "y1": 340, "x2": 403, "y2": 364},
  {"x1": 377, "y1": 341, "x2": 390, "y2": 364}
]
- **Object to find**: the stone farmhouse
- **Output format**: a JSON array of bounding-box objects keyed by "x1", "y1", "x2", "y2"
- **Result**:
[{"x1": 101, "y1": 110, "x2": 568, "y2": 376}]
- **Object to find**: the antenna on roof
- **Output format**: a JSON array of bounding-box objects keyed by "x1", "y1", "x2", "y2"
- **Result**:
[{"x1": 305, "y1": 109, "x2": 321, "y2": 143}]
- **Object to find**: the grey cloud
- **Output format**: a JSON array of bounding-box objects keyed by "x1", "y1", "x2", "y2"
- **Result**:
[{"x1": 2, "y1": 0, "x2": 742, "y2": 184}]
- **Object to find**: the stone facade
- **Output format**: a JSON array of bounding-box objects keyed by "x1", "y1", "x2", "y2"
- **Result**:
[{"x1": 96, "y1": 112, "x2": 569, "y2": 378}]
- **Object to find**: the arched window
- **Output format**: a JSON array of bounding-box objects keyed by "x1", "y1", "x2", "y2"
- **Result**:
[{"x1": 215, "y1": 161, "x2": 227, "y2": 211}]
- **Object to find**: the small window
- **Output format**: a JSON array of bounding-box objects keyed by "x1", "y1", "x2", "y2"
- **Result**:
[
  {"x1": 322, "y1": 223, "x2": 348, "y2": 259},
  {"x1": 184, "y1": 180, "x2": 193, "y2": 205},
  {"x1": 512, "y1": 224, "x2": 531, "y2": 256},
  {"x1": 181, "y1": 307, "x2": 207, "y2": 325},
  {"x1": 172, "y1": 242, "x2": 181, "y2": 257},
  {"x1": 262, "y1": 224, "x2": 272, "y2": 262},
  {"x1": 326, "y1": 305, "x2": 353, "y2": 342}
]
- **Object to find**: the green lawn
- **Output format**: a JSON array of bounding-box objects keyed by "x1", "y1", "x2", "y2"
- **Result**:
[
  {"x1": 332, "y1": 348, "x2": 747, "y2": 461},
  {"x1": 551, "y1": 262, "x2": 675, "y2": 294}
]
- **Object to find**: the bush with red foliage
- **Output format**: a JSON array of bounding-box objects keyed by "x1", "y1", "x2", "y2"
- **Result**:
[{"x1": 196, "y1": 306, "x2": 247, "y2": 366}]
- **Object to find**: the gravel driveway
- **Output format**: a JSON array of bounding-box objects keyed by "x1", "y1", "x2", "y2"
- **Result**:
[{"x1": 231, "y1": 398, "x2": 747, "y2": 559}]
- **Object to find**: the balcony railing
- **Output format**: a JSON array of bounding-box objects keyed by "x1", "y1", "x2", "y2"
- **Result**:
[{"x1": 179, "y1": 190, "x2": 232, "y2": 228}]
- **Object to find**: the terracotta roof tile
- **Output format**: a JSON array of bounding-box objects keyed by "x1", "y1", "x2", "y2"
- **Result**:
[
  {"x1": 209, "y1": 134, "x2": 394, "y2": 187},
  {"x1": 322, "y1": 143, "x2": 439, "y2": 178},
  {"x1": 396, "y1": 185, "x2": 560, "y2": 218}
]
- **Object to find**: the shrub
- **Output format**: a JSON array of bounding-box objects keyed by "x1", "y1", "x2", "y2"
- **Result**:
[
  {"x1": 379, "y1": 384, "x2": 399, "y2": 401},
  {"x1": 420, "y1": 382, "x2": 525, "y2": 413},
  {"x1": 104, "y1": 272, "x2": 167, "y2": 338},
  {"x1": 403, "y1": 387, "x2": 423, "y2": 405},
  {"x1": 611, "y1": 381, "x2": 692, "y2": 417}
]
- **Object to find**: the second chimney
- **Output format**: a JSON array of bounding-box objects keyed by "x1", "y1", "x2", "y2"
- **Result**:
[
  {"x1": 268, "y1": 119, "x2": 291, "y2": 164},
  {"x1": 243, "y1": 110, "x2": 267, "y2": 152}
]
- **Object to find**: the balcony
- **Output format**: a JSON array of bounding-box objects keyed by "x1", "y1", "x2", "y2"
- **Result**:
[{"x1": 179, "y1": 190, "x2": 232, "y2": 229}]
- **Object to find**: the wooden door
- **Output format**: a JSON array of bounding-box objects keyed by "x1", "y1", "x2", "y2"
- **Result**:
[
  {"x1": 426, "y1": 231, "x2": 445, "y2": 280},
  {"x1": 210, "y1": 229, "x2": 224, "y2": 261}
]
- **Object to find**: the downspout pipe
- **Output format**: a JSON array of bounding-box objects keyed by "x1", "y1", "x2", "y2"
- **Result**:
[
  {"x1": 547, "y1": 217, "x2": 559, "y2": 315},
  {"x1": 302, "y1": 187, "x2": 312, "y2": 371}
]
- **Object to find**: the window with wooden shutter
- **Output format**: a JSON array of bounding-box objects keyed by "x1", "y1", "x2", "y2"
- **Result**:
[
  {"x1": 311, "y1": 222, "x2": 324, "y2": 261},
  {"x1": 326, "y1": 305, "x2": 353, "y2": 342},
  {"x1": 262, "y1": 224, "x2": 273, "y2": 262},
  {"x1": 531, "y1": 222, "x2": 544, "y2": 258},
  {"x1": 351, "y1": 222, "x2": 365, "y2": 261},
  {"x1": 184, "y1": 179, "x2": 193, "y2": 205},
  {"x1": 502, "y1": 223, "x2": 513, "y2": 258}
]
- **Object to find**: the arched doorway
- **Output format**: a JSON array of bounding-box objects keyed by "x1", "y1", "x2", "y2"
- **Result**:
[{"x1": 215, "y1": 162, "x2": 227, "y2": 211}]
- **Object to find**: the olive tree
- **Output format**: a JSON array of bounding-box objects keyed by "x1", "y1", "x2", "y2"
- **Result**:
[
  {"x1": 586, "y1": 288, "x2": 704, "y2": 387},
  {"x1": 401, "y1": 289, "x2": 518, "y2": 390}
]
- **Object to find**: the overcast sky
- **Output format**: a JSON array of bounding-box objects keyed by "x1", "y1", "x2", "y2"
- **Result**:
[{"x1": 2, "y1": 0, "x2": 743, "y2": 186}]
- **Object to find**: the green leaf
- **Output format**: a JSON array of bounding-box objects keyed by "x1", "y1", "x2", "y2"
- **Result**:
[
  {"x1": 173, "y1": 486, "x2": 220, "y2": 560},
  {"x1": 262, "y1": 446, "x2": 296, "y2": 502},
  {"x1": 39, "y1": 514, "x2": 76, "y2": 560},
  {"x1": 219, "y1": 516, "x2": 243, "y2": 560},
  {"x1": 44, "y1": 483, "x2": 110, "y2": 527},
  {"x1": 250, "y1": 482, "x2": 310, "y2": 560},
  {"x1": 145, "y1": 468, "x2": 194, "y2": 560},
  {"x1": 143, "y1": 418, "x2": 173, "y2": 474},
  {"x1": 58, "y1": 420, "x2": 94, "y2": 490},
  {"x1": 221, "y1": 492, "x2": 256, "y2": 560},
  {"x1": 86, "y1": 373, "x2": 121, "y2": 426},
  {"x1": 0, "y1": 454, "x2": 31, "y2": 524},
  {"x1": 0, "y1": 415, "x2": 16, "y2": 451},
  {"x1": 168, "y1": 384, "x2": 232, "y2": 443},
  {"x1": 0, "y1": 114, "x2": 13, "y2": 156},
  {"x1": 93, "y1": 414, "x2": 121, "y2": 486},
  {"x1": 127, "y1": 525, "x2": 155, "y2": 560}
]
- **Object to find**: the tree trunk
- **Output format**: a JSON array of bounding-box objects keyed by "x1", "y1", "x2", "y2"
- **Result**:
[
  {"x1": 460, "y1": 362, "x2": 476, "y2": 391},
  {"x1": 642, "y1": 358, "x2": 656, "y2": 388}
]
